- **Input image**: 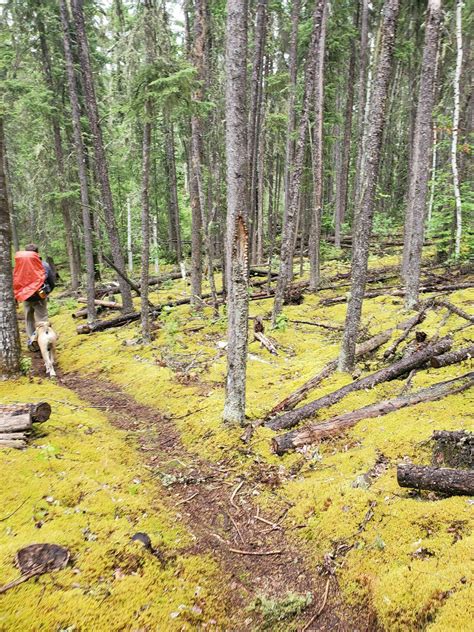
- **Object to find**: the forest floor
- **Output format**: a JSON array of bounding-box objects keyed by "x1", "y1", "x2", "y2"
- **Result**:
[{"x1": 1, "y1": 250, "x2": 473, "y2": 631}]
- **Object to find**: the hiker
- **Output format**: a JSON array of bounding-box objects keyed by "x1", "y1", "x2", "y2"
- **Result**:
[{"x1": 13, "y1": 244, "x2": 56, "y2": 351}]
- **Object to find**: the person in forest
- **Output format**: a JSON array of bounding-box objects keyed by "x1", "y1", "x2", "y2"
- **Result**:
[{"x1": 13, "y1": 243, "x2": 56, "y2": 351}]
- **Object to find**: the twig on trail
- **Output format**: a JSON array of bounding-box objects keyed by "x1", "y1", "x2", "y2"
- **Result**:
[
  {"x1": 175, "y1": 492, "x2": 199, "y2": 506},
  {"x1": 301, "y1": 578, "x2": 331, "y2": 631},
  {"x1": 0, "y1": 497, "x2": 30, "y2": 522},
  {"x1": 228, "y1": 548, "x2": 282, "y2": 556},
  {"x1": 173, "y1": 406, "x2": 209, "y2": 420},
  {"x1": 230, "y1": 480, "x2": 244, "y2": 509},
  {"x1": 227, "y1": 512, "x2": 246, "y2": 544},
  {"x1": 400, "y1": 369, "x2": 417, "y2": 395},
  {"x1": 255, "y1": 514, "x2": 282, "y2": 531}
]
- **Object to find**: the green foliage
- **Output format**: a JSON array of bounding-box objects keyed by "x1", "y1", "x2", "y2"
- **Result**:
[
  {"x1": 273, "y1": 313, "x2": 288, "y2": 332},
  {"x1": 19, "y1": 356, "x2": 32, "y2": 375},
  {"x1": 249, "y1": 592, "x2": 313, "y2": 629}
]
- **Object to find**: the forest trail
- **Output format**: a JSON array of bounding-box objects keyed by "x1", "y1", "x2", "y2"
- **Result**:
[{"x1": 56, "y1": 369, "x2": 375, "y2": 631}]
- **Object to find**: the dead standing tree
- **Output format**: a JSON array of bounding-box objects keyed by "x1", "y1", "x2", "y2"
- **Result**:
[
  {"x1": 338, "y1": 0, "x2": 401, "y2": 372},
  {"x1": 70, "y1": 0, "x2": 134, "y2": 314},
  {"x1": 0, "y1": 117, "x2": 21, "y2": 377},
  {"x1": 223, "y1": 0, "x2": 249, "y2": 426}
]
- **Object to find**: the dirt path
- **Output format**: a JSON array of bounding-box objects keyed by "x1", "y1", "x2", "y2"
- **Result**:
[{"x1": 39, "y1": 367, "x2": 375, "y2": 632}]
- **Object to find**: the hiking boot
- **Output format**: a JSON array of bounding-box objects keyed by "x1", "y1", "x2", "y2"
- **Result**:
[{"x1": 27, "y1": 338, "x2": 40, "y2": 353}]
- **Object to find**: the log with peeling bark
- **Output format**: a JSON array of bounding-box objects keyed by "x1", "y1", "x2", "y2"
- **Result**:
[
  {"x1": 430, "y1": 345, "x2": 474, "y2": 368},
  {"x1": 397, "y1": 464, "x2": 474, "y2": 496},
  {"x1": 432, "y1": 430, "x2": 474, "y2": 469},
  {"x1": 77, "y1": 298, "x2": 121, "y2": 309},
  {"x1": 266, "y1": 337, "x2": 452, "y2": 431},
  {"x1": 0, "y1": 439, "x2": 27, "y2": 449},
  {"x1": 266, "y1": 313, "x2": 427, "y2": 418},
  {"x1": 0, "y1": 402, "x2": 51, "y2": 424},
  {"x1": 272, "y1": 372, "x2": 473, "y2": 454},
  {"x1": 320, "y1": 282, "x2": 474, "y2": 306},
  {"x1": 432, "y1": 299, "x2": 474, "y2": 324},
  {"x1": 0, "y1": 414, "x2": 31, "y2": 434}
]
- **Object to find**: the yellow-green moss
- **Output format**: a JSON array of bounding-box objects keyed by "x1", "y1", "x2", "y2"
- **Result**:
[{"x1": 10, "y1": 253, "x2": 472, "y2": 630}]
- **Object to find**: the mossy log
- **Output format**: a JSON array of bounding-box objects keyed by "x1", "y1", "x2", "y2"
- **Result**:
[
  {"x1": 397, "y1": 464, "x2": 474, "y2": 496},
  {"x1": 265, "y1": 323, "x2": 417, "y2": 419},
  {"x1": 267, "y1": 337, "x2": 452, "y2": 432},
  {"x1": 77, "y1": 298, "x2": 121, "y2": 310},
  {"x1": 432, "y1": 299, "x2": 474, "y2": 324},
  {"x1": 272, "y1": 372, "x2": 473, "y2": 454},
  {"x1": 0, "y1": 402, "x2": 51, "y2": 424},
  {"x1": 430, "y1": 345, "x2": 474, "y2": 368},
  {"x1": 432, "y1": 430, "x2": 474, "y2": 469}
]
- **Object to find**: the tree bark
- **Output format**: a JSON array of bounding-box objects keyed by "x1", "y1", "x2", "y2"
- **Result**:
[
  {"x1": 452, "y1": 0, "x2": 463, "y2": 258},
  {"x1": 70, "y1": 0, "x2": 133, "y2": 313},
  {"x1": 272, "y1": 0, "x2": 327, "y2": 324},
  {"x1": 273, "y1": 372, "x2": 473, "y2": 454},
  {"x1": 402, "y1": 0, "x2": 443, "y2": 308},
  {"x1": 0, "y1": 413, "x2": 32, "y2": 433},
  {"x1": 268, "y1": 336, "x2": 451, "y2": 432},
  {"x1": 432, "y1": 430, "x2": 473, "y2": 469},
  {"x1": 397, "y1": 464, "x2": 474, "y2": 496},
  {"x1": 308, "y1": 1, "x2": 328, "y2": 291},
  {"x1": 334, "y1": 6, "x2": 358, "y2": 249},
  {"x1": 338, "y1": 0, "x2": 400, "y2": 372},
  {"x1": 163, "y1": 114, "x2": 182, "y2": 262},
  {"x1": 0, "y1": 118, "x2": 21, "y2": 377},
  {"x1": 223, "y1": 0, "x2": 249, "y2": 426}
]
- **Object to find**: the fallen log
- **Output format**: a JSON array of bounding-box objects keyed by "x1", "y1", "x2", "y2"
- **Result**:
[
  {"x1": 320, "y1": 282, "x2": 474, "y2": 306},
  {"x1": 0, "y1": 439, "x2": 27, "y2": 449},
  {"x1": 77, "y1": 298, "x2": 121, "y2": 310},
  {"x1": 266, "y1": 337, "x2": 452, "y2": 431},
  {"x1": 0, "y1": 414, "x2": 32, "y2": 433},
  {"x1": 0, "y1": 402, "x2": 51, "y2": 423},
  {"x1": 266, "y1": 314, "x2": 427, "y2": 418},
  {"x1": 432, "y1": 430, "x2": 474, "y2": 469},
  {"x1": 397, "y1": 464, "x2": 474, "y2": 496},
  {"x1": 72, "y1": 306, "x2": 105, "y2": 319},
  {"x1": 272, "y1": 372, "x2": 473, "y2": 454},
  {"x1": 433, "y1": 299, "x2": 474, "y2": 324},
  {"x1": 430, "y1": 345, "x2": 474, "y2": 368},
  {"x1": 383, "y1": 309, "x2": 427, "y2": 359}
]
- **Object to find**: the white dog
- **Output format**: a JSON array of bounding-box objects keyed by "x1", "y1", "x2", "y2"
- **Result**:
[{"x1": 31, "y1": 321, "x2": 58, "y2": 377}]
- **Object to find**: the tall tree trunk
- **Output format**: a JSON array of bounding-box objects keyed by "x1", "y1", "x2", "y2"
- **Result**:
[
  {"x1": 272, "y1": 0, "x2": 327, "y2": 324},
  {"x1": 70, "y1": 0, "x2": 133, "y2": 313},
  {"x1": 248, "y1": 0, "x2": 267, "y2": 263},
  {"x1": 338, "y1": 0, "x2": 400, "y2": 372},
  {"x1": 141, "y1": 110, "x2": 152, "y2": 341},
  {"x1": 59, "y1": 0, "x2": 96, "y2": 321},
  {"x1": 0, "y1": 118, "x2": 21, "y2": 377},
  {"x1": 223, "y1": 0, "x2": 249, "y2": 426},
  {"x1": 37, "y1": 15, "x2": 80, "y2": 291},
  {"x1": 403, "y1": 0, "x2": 443, "y2": 309},
  {"x1": 283, "y1": 0, "x2": 301, "y2": 228},
  {"x1": 452, "y1": 0, "x2": 463, "y2": 259},
  {"x1": 308, "y1": 1, "x2": 328, "y2": 291},
  {"x1": 127, "y1": 196, "x2": 133, "y2": 272},
  {"x1": 163, "y1": 114, "x2": 182, "y2": 262},
  {"x1": 2, "y1": 141, "x2": 19, "y2": 253},
  {"x1": 334, "y1": 6, "x2": 358, "y2": 248}
]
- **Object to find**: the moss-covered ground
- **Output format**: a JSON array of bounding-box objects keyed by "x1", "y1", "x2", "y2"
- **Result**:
[{"x1": 1, "y1": 251, "x2": 473, "y2": 630}]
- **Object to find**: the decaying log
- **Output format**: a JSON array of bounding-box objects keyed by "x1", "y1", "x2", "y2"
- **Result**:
[
  {"x1": 266, "y1": 313, "x2": 429, "y2": 418},
  {"x1": 0, "y1": 402, "x2": 51, "y2": 423},
  {"x1": 272, "y1": 372, "x2": 474, "y2": 454},
  {"x1": 383, "y1": 309, "x2": 427, "y2": 359},
  {"x1": 397, "y1": 464, "x2": 474, "y2": 496},
  {"x1": 267, "y1": 337, "x2": 452, "y2": 431},
  {"x1": 72, "y1": 306, "x2": 105, "y2": 319},
  {"x1": 0, "y1": 439, "x2": 27, "y2": 449},
  {"x1": 253, "y1": 317, "x2": 278, "y2": 355},
  {"x1": 432, "y1": 430, "x2": 474, "y2": 469},
  {"x1": 320, "y1": 282, "x2": 474, "y2": 306},
  {"x1": 0, "y1": 432, "x2": 27, "y2": 441},
  {"x1": 77, "y1": 298, "x2": 121, "y2": 310},
  {"x1": 432, "y1": 299, "x2": 474, "y2": 324},
  {"x1": 0, "y1": 414, "x2": 32, "y2": 433},
  {"x1": 430, "y1": 345, "x2": 474, "y2": 368}
]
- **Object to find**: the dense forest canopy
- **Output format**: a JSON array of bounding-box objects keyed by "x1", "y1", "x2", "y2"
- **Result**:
[{"x1": 1, "y1": 0, "x2": 472, "y2": 271}]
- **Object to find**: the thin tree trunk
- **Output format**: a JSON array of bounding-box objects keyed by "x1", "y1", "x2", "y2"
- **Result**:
[
  {"x1": 2, "y1": 141, "x2": 19, "y2": 253},
  {"x1": 152, "y1": 215, "x2": 159, "y2": 274},
  {"x1": 141, "y1": 112, "x2": 152, "y2": 341},
  {"x1": 70, "y1": 0, "x2": 133, "y2": 313},
  {"x1": 403, "y1": 0, "x2": 443, "y2": 309},
  {"x1": 272, "y1": 0, "x2": 327, "y2": 324},
  {"x1": 37, "y1": 16, "x2": 80, "y2": 291},
  {"x1": 427, "y1": 121, "x2": 438, "y2": 224},
  {"x1": 338, "y1": 0, "x2": 400, "y2": 372},
  {"x1": 452, "y1": 0, "x2": 463, "y2": 258},
  {"x1": 334, "y1": 6, "x2": 358, "y2": 248},
  {"x1": 223, "y1": 0, "x2": 249, "y2": 426},
  {"x1": 127, "y1": 197, "x2": 133, "y2": 272},
  {"x1": 308, "y1": 1, "x2": 328, "y2": 291},
  {"x1": 59, "y1": 0, "x2": 96, "y2": 321},
  {"x1": 0, "y1": 118, "x2": 21, "y2": 377},
  {"x1": 163, "y1": 115, "x2": 182, "y2": 263}
]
